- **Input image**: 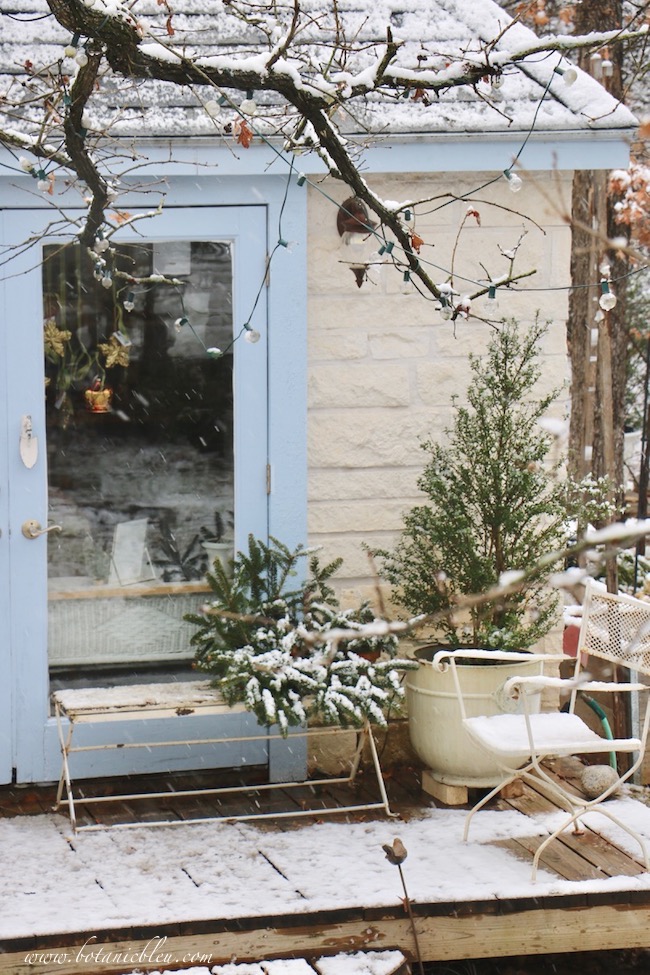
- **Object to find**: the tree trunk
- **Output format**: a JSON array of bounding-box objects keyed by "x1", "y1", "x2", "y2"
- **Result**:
[{"x1": 567, "y1": 0, "x2": 628, "y2": 500}]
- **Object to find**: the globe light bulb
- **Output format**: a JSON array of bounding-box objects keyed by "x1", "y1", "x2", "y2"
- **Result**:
[
  {"x1": 554, "y1": 65, "x2": 578, "y2": 86},
  {"x1": 64, "y1": 34, "x2": 80, "y2": 58},
  {"x1": 401, "y1": 271, "x2": 415, "y2": 295},
  {"x1": 204, "y1": 99, "x2": 220, "y2": 117},
  {"x1": 278, "y1": 238, "x2": 297, "y2": 252},
  {"x1": 75, "y1": 48, "x2": 89, "y2": 67},
  {"x1": 599, "y1": 280, "x2": 617, "y2": 311},
  {"x1": 504, "y1": 170, "x2": 523, "y2": 193},
  {"x1": 439, "y1": 300, "x2": 453, "y2": 321},
  {"x1": 240, "y1": 92, "x2": 257, "y2": 115},
  {"x1": 486, "y1": 285, "x2": 500, "y2": 313},
  {"x1": 245, "y1": 328, "x2": 261, "y2": 344}
]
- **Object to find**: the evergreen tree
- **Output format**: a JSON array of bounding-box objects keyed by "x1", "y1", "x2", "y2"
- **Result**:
[{"x1": 378, "y1": 320, "x2": 567, "y2": 650}]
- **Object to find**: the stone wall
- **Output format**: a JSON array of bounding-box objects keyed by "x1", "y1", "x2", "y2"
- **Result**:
[{"x1": 306, "y1": 170, "x2": 573, "y2": 610}]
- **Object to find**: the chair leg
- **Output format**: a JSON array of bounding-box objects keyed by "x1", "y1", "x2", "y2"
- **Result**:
[
  {"x1": 53, "y1": 705, "x2": 77, "y2": 832},
  {"x1": 531, "y1": 802, "x2": 650, "y2": 881},
  {"x1": 464, "y1": 768, "x2": 530, "y2": 841}
]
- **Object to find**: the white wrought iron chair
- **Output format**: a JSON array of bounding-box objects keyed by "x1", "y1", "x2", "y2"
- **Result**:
[{"x1": 457, "y1": 580, "x2": 650, "y2": 880}]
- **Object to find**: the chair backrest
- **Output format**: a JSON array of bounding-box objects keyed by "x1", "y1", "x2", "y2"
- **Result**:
[{"x1": 579, "y1": 580, "x2": 650, "y2": 676}]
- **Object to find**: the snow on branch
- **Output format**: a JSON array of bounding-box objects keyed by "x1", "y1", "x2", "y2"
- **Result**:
[{"x1": 0, "y1": 0, "x2": 643, "y2": 303}]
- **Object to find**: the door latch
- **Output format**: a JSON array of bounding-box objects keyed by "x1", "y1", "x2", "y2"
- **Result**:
[
  {"x1": 19, "y1": 415, "x2": 38, "y2": 469},
  {"x1": 21, "y1": 520, "x2": 62, "y2": 539}
]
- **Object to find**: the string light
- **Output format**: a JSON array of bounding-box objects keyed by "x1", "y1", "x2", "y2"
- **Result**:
[
  {"x1": 204, "y1": 99, "x2": 222, "y2": 119},
  {"x1": 297, "y1": 173, "x2": 306, "y2": 186},
  {"x1": 75, "y1": 48, "x2": 89, "y2": 67},
  {"x1": 123, "y1": 291, "x2": 135, "y2": 312},
  {"x1": 503, "y1": 169, "x2": 523, "y2": 193},
  {"x1": 599, "y1": 279, "x2": 617, "y2": 310},
  {"x1": 245, "y1": 327, "x2": 261, "y2": 343},
  {"x1": 553, "y1": 65, "x2": 578, "y2": 86},
  {"x1": 174, "y1": 316, "x2": 189, "y2": 331},
  {"x1": 490, "y1": 81, "x2": 504, "y2": 103},
  {"x1": 278, "y1": 237, "x2": 296, "y2": 251},
  {"x1": 400, "y1": 270, "x2": 415, "y2": 295},
  {"x1": 240, "y1": 90, "x2": 257, "y2": 115},
  {"x1": 486, "y1": 284, "x2": 500, "y2": 312},
  {"x1": 439, "y1": 297, "x2": 453, "y2": 321},
  {"x1": 63, "y1": 33, "x2": 80, "y2": 57}
]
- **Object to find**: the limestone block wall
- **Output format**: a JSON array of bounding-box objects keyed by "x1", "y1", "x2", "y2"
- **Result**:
[{"x1": 307, "y1": 170, "x2": 573, "y2": 610}]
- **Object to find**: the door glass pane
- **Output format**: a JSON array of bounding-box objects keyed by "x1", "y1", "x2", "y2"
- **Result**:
[{"x1": 43, "y1": 240, "x2": 234, "y2": 670}]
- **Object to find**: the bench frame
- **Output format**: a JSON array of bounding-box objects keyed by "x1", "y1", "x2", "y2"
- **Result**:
[{"x1": 52, "y1": 682, "x2": 395, "y2": 831}]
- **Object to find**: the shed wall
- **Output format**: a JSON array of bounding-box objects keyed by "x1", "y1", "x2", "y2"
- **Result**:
[{"x1": 306, "y1": 171, "x2": 573, "y2": 607}]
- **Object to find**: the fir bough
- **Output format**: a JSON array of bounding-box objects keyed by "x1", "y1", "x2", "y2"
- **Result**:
[
  {"x1": 187, "y1": 535, "x2": 414, "y2": 733},
  {"x1": 377, "y1": 319, "x2": 568, "y2": 651}
]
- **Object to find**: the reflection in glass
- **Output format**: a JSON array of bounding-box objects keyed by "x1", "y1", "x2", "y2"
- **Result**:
[{"x1": 43, "y1": 241, "x2": 234, "y2": 669}]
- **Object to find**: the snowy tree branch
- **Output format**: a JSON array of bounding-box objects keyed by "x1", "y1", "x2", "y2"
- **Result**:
[{"x1": 0, "y1": 0, "x2": 645, "y2": 306}]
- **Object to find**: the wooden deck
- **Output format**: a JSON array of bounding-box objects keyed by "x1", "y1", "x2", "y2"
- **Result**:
[{"x1": 2, "y1": 759, "x2": 650, "y2": 974}]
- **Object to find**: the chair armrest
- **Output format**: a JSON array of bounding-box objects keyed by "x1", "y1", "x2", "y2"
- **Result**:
[
  {"x1": 577, "y1": 680, "x2": 650, "y2": 694},
  {"x1": 503, "y1": 675, "x2": 650, "y2": 697}
]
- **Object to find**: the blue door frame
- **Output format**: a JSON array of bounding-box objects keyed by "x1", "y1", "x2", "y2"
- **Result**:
[{"x1": 0, "y1": 175, "x2": 307, "y2": 784}]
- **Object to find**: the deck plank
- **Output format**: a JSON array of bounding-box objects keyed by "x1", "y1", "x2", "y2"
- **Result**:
[
  {"x1": 2, "y1": 759, "x2": 650, "y2": 972},
  {"x1": 498, "y1": 770, "x2": 647, "y2": 878}
]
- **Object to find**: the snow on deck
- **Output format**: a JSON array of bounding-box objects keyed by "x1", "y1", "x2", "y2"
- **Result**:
[{"x1": 4, "y1": 795, "x2": 650, "y2": 942}]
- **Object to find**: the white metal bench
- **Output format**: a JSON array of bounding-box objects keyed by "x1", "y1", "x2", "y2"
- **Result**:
[{"x1": 52, "y1": 680, "x2": 394, "y2": 831}]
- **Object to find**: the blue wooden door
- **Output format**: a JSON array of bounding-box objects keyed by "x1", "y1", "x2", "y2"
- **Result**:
[{"x1": 1, "y1": 204, "x2": 270, "y2": 783}]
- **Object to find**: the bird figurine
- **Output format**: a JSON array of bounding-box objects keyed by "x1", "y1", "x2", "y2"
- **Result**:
[{"x1": 382, "y1": 837, "x2": 408, "y2": 865}]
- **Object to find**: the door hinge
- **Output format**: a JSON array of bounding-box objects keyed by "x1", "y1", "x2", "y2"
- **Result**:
[{"x1": 266, "y1": 463, "x2": 272, "y2": 495}]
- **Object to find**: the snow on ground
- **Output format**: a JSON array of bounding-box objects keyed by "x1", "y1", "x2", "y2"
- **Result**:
[
  {"x1": 4, "y1": 796, "x2": 650, "y2": 943},
  {"x1": 113, "y1": 950, "x2": 406, "y2": 975}
]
